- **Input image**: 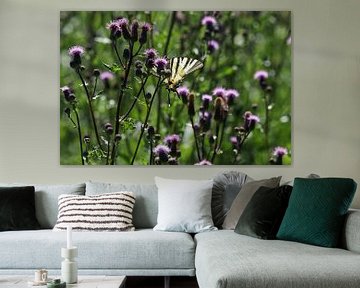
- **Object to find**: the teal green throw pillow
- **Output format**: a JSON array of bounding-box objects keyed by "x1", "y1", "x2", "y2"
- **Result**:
[{"x1": 276, "y1": 178, "x2": 357, "y2": 247}]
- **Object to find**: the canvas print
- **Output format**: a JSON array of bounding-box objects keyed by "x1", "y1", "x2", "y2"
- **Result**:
[{"x1": 60, "y1": 11, "x2": 291, "y2": 165}]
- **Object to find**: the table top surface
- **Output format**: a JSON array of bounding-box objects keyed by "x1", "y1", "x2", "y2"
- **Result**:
[{"x1": 0, "y1": 275, "x2": 126, "y2": 288}]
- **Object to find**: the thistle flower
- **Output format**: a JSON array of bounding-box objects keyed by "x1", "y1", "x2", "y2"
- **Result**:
[
  {"x1": 68, "y1": 46, "x2": 85, "y2": 58},
  {"x1": 153, "y1": 144, "x2": 171, "y2": 162},
  {"x1": 212, "y1": 87, "x2": 226, "y2": 98},
  {"x1": 177, "y1": 86, "x2": 190, "y2": 103},
  {"x1": 100, "y1": 71, "x2": 114, "y2": 81},
  {"x1": 230, "y1": 136, "x2": 238, "y2": 146},
  {"x1": 61, "y1": 86, "x2": 75, "y2": 103},
  {"x1": 106, "y1": 20, "x2": 120, "y2": 32},
  {"x1": 140, "y1": 23, "x2": 152, "y2": 44},
  {"x1": 225, "y1": 89, "x2": 239, "y2": 105},
  {"x1": 243, "y1": 111, "x2": 260, "y2": 132},
  {"x1": 154, "y1": 57, "x2": 168, "y2": 72},
  {"x1": 272, "y1": 146, "x2": 288, "y2": 165},
  {"x1": 201, "y1": 94, "x2": 212, "y2": 109},
  {"x1": 145, "y1": 48, "x2": 157, "y2": 60},
  {"x1": 106, "y1": 20, "x2": 121, "y2": 39},
  {"x1": 195, "y1": 160, "x2": 212, "y2": 166},
  {"x1": 83, "y1": 135, "x2": 90, "y2": 144},
  {"x1": 201, "y1": 16, "x2": 217, "y2": 28},
  {"x1": 254, "y1": 70, "x2": 269, "y2": 81},
  {"x1": 164, "y1": 134, "x2": 181, "y2": 145},
  {"x1": 207, "y1": 40, "x2": 219, "y2": 53},
  {"x1": 273, "y1": 146, "x2": 288, "y2": 157},
  {"x1": 117, "y1": 18, "x2": 131, "y2": 40}
]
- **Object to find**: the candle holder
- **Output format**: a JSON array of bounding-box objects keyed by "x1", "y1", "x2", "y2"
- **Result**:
[{"x1": 61, "y1": 247, "x2": 78, "y2": 284}]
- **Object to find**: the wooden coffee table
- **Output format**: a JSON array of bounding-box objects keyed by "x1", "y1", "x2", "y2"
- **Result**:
[{"x1": 0, "y1": 275, "x2": 126, "y2": 288}]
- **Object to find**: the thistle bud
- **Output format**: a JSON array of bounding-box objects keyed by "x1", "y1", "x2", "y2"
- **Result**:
[
  {"x1": 214, "y1": 97, "x2": 225, "y2": 121},
  {"x1": 93, "y1": 69, "x2": 100, "y2": 77},
  {"x1": 123, "y1": 48, "x2": 130, "y2": 60},
  {"x1": 131, "y1": 20, "x2": 139, "y2": 42},
  {"x1": 188, "y1": 93, "x2": 195, "y2": 117}
]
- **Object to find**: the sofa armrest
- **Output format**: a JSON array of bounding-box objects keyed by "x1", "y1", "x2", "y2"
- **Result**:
[{"x1": 342, "y1": 209, "x2": 360, "y2": 253}]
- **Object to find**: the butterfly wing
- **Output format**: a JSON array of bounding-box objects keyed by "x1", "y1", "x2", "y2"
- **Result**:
[{"x1": 168, "y1": 57, "x2": 203, "y2": 90}]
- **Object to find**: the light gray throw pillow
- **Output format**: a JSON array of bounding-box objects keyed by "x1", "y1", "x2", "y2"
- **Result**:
[
  {"x1": 153, "y1": 177, "x2": 217, "y2": 233},
  {"x1": 222, "y1": 177, "x2": 281, "y2": 230}
]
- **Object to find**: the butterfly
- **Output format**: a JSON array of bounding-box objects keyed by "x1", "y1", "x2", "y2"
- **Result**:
[{"x1": 165, "y1": 57, "x2": 204, "y2": 91}]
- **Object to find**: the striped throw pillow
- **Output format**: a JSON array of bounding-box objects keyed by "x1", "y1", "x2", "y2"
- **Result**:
[{"x1": 53, "y1": 192, "x2": 135, "y2": 231}]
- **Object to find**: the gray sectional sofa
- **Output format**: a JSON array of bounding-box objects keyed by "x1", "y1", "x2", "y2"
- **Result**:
[{"x1": 0, "y1": 179, "x2": 360, "y2": 288}]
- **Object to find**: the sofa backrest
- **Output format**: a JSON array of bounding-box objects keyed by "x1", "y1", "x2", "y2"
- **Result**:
[{"x1": 86, "y1": 181, "x2": 158, "y2": 229}]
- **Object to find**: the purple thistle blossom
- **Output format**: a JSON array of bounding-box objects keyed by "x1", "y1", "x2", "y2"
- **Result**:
[
  {"x1": 212, "y1": 87, "x2": 226, "y2": 98},
  {"x1": 116, "y1": 18, "x2": 129, "y2": 28},
  {"x1": 142, "y1": 23, "x2": 152, "y2": 32},
  {"x1": 60, "y1": 86, "x2": 71, "y2": 95},
  {"x1": 207, "y1": 40, "x2": 219, "y2": 53},
  {"x1": 230, "y1": 136, "x2": 238, "y2": 146},
  {"x1": 201, "y1": 16, "x2": 217, "y2": 27},
  {"x1": 243, "y1": 111, "x2": 260, "y2": 132},
  {"x1": 154, "y1": 57, "x2": 168, "y2": 70},
  {"x1": 144, "y1": 48, "x2": 157, "y2": 59},
  {"x1": 273, "y1": 146, "x2": 288, "y2": 157},
  {"x1": 100, "y1": 71, "x2": 114, "y2": 81},
  {"x1": 225, "y1": 89, "x2": 239, "y2": 105},
  {"x1": 225, "y1": 89, "x2": 239, "y2": 99},
  {"x1": 202, "y1": 94, "x2": 212, "y2": 109},
  {"x1": 164, "y1": 134, "x2": 181, "y2": 145},
  {"x1": 254, "y1": 70, "x2": 269, "y2": 81},
  {"x1": 202, "y1": 94, "x2": 212, "y2": 102},
  {"x1": 195, "y1": 160, "x2": 212, "y2": 166},
  {"x1": 153, "y1": 144, "x2": 171, "y2": 162},
  {"x1": 177, "y1": 86, "x2": 190, "y2": 97},
  {"x1": 68, "y1": 46, "x2": 85, "y2": 58},
  {"x1": 61, "y1": 86, "x2": 75, "y2": 102},
  {"x1": 106, "y1": 20, "x2": 120, "y2": 31}
]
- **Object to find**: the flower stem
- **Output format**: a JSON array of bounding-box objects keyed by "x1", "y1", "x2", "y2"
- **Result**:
[
  {"x1": 121, "y1": 76, "x2": 149, "y2": 122},
  {"x1": 131, "y1": 78, "x2": 163, "y2": 165},
  {"x1": 263, "y1": 91, "x2": 270, "y2": 150},
  {"x1": 190, "y1": 117, "x2": 201, "y2": 162},
  {"x1": 106, "y1": 136, "x2": 111, "y2": 165},
  {"x1": 156, "y1": 11, "x2": 177, "y2": 133},
  {"x1": 73, "y1": 106, "x2": 84, "y2": 165},
  {"x1": 112, "y1": 41, "x2": 125, "y2": 69},
  {"x1": 217, "y1": 114, "x2": 228, "y2": 155},
  {"x1": 77, "y1": 70, "x2": 103, "y2": 151},
  {"x1": 211, "y1": 122, "x2": 221, "y2": 163},
  {"x1": 110, "y1": 43, "x2": 134, "y2": 164}
]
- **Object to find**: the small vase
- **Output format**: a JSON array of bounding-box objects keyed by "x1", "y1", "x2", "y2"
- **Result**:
[{"x1": 61, "y1": 247, "x2": 78, "y2": 284}]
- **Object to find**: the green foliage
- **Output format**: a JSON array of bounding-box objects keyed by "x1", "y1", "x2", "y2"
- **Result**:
[{"x1": 60, "y1": 11, "x2": 291, "y2": 165}]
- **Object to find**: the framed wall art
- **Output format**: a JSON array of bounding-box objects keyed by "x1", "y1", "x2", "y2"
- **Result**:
[{"x1": 60, "y1": 11, "x2": 291, "y2": 165}]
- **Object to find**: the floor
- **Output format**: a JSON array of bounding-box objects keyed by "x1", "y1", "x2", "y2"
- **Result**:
[{"x1": 126, "y1": 276, "x2": 199, "y2": 288}]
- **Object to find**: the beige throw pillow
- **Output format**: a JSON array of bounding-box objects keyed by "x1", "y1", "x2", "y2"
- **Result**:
[{"x1": 222, "y1": 177, "x2": 281, "y2": 230}]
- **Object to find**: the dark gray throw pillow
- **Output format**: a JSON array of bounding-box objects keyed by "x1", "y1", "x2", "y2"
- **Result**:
[
  {"x1": 0, "y1": 186, "x2": 41, "y2": 231},
  {"x1": 212, "y1": 171, "x2": 252, "y2": 228},
  {"x1": 234, "y1": 185, "x2": 293, "y2": 239}
]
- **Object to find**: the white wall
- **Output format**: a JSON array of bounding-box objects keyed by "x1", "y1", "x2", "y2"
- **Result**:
[{"x1": 0, "y1": 0, "x2": 359, "y2": 208}]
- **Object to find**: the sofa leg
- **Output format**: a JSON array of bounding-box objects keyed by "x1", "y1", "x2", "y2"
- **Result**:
[{"x1": 164, "y1": 276, "x2": 170, "y2": 288}]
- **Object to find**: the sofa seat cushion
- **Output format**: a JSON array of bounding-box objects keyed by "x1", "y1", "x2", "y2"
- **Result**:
[
  {"x1": 195, "y1": 230, "x2": 360, "y2": 288},
  {"x1": 0, "y1": 229, "x2": 195, "y2": 270}
]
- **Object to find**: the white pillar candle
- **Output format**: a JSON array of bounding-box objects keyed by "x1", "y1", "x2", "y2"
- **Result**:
[{"x1": 67, "y1": 225, "x2": 72, "y2": 249}]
